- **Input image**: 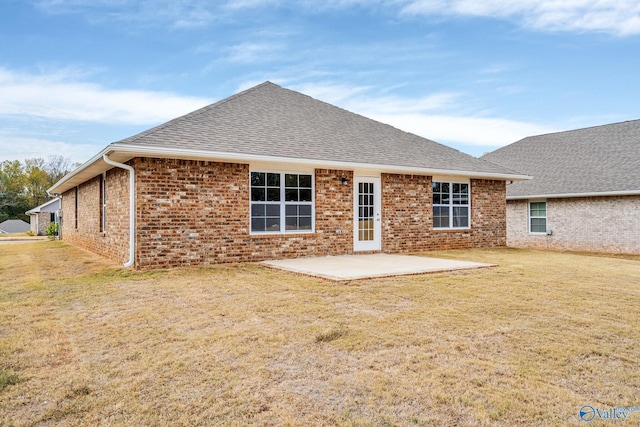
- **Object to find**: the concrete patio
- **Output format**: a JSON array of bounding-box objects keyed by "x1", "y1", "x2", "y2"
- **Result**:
[{"x1": 260, "y1": 253, "x2": 495, "y2": 281}]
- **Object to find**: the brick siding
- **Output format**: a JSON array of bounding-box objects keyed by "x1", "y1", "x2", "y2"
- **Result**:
[
  {"x1": 61, "y1": 158, "x2": 507, "y2": 268},
  {"x1": 382, "y1": 175, "x2": 506, "y2": 252},
  {"x1": 31, "y1": 212, "x2": 50, "y2": 235},
  {"x1": 60, "y1": 167, "x2": 130, "y2": 262},
  {"x1": 507, "y1": 196, "x2": 640, "y2": 254},
  {"x1": 134, "y1": 158, "x2": 354, "y2": 268}
]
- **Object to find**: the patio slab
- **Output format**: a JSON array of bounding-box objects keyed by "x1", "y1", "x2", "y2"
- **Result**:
[{"x1": 259, "y1": 253, "x2": 495, "y2": 281}]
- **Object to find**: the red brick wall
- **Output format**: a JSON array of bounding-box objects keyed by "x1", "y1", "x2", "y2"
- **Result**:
[
  {"x1": 60, "y1": 168, "x2": 130, "y2": 264},
  {"x1": 382, "y1": 175, "x2": 506, "y2": 252},
  {"x1": 134, "y1": 158, "x2": 354, "y2": 268},
  {"x1": 62, "y1": 158, "x2": 506, "y2": 268}
]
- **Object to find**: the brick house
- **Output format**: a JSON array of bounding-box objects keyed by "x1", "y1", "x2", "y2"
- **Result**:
[
  {"x1": 482, "y1": 120, "x2": 640, "y2": 255},
  {"x1": 26, "y1": 198, "x2": 61, "y2": 236},
  {"x1": 49, "y1": 82, "x2": 528, "y2": 268}
]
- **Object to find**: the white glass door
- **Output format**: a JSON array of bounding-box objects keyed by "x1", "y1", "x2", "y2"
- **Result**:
[{"x1": 353, "y1": 176, "x2": 381, "y2": 251}]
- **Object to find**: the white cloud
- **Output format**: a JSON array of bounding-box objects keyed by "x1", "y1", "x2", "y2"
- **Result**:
[
  {"x1": 225, "y1": 42, "x2": 284, "y2": 63},
  {"x1": 35, "y1": 0, "x2": 217, "y2": 29},
  {"x1": 0, "y1": 136, "x2": 101, "y2": 164},
  {"x1": 293, "y1": 82, "x2": 554, "y2": 149},
  {"x1": 34, "y1": 0, "x2": 640, "y2": 35},
  {"x1": 369, "y1": 113, "x2": 554, "y2": 147},
  {"x1": 401, "y1": 0, "x2": 640, "y2": 35},
  {"x1": 0, "y1": 68, "x2": 211, "y2": 125}
]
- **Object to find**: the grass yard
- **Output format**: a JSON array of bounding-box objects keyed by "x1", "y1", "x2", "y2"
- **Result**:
[{"x1": 1, "y1": 242, "x2": 639, "y2": 426}]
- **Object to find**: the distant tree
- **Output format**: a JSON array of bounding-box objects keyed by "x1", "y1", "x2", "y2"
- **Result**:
[
  {"x1": 24, "y1": 158, "x2": 50, "y2": 208},
  {"x1": 0, "y1": 156, "x2": 75, "y2": 222},
  {"x1": 0, "y1": 160, "x2": 28, "y2": 222},
  {"x1": 45, "y1": 155, "x2": 75, "y2": 184}
]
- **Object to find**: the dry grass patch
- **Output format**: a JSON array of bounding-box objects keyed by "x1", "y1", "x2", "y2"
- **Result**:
[{"x1": 1, "y1": 243, "x2": 639, "y2": 426}]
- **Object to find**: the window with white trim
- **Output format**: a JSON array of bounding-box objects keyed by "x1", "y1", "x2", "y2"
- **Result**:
[
  {"x1": 529, "y1": 201, "x2": 546, "y2": 233},
  {"x1": 433, "y1": 182, "x2": 470, "y2": 229},
  {"x1": 250, "y1": 171, "x2": 313, "y2": 233}
]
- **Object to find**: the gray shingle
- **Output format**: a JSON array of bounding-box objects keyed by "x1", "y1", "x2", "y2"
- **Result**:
[
  {"x1": 115, "y1": 82, "x2": 520, "y2": 176},
  {"x1": 0, "y1": 219, "x2": 30, "y2": 233},
  {"x1": 482, "y1": 120, "x2": 640, "y2": 198}
]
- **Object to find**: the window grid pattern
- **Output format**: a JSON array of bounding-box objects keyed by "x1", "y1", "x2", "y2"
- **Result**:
[
  {"x1": 358, "y1": 182, "x2": 375, "y2": 241},
  {"x1": 529, "y1": 201, "x2": 547, "y2": 233},
  {"x1": 250, "y1": 172, "x2": 313, "y2": 233},
  {"x1": 433, "y1": 182, "x2": 470, "y2": 229}
]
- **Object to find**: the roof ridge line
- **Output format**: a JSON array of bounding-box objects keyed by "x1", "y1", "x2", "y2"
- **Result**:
[{"x1": 522, "y1": 118, "x2": 640, "y2": 140}]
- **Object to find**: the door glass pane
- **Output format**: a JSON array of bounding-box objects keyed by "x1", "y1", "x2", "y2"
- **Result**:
[{"x1": 358, "y1": 181, "x2": 375, "y2": 242}]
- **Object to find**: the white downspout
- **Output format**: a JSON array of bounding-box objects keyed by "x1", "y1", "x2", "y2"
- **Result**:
[{"x1": 103, "y1": 154, "x2": 135, "y2": 268}]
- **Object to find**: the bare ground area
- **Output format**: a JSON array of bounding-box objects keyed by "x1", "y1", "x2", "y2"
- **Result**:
[{"x1": 1, "y1": 242, "x2": 639, "y2": 426}]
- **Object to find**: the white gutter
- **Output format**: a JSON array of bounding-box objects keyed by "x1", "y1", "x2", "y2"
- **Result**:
[
  {"x1": 108, "y1": 143, "x2": 533, "y2": 181},
  {"x1": 49, "y1": 144, "x2": 531, "y2": 196},
  {"x1": 102, "y1": 154, "x2": 135, "y2": 268},
  {"x1": 507, "y1": 189, "x2": 640, "y2": 200}
]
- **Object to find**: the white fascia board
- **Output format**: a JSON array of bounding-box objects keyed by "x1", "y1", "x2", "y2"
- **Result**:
[
  {"x1": 49, "y1": 143, "x2": 531, "y2": 194},
  {"x1": 48, "y1": 146, "x2": 113, "y2": 195},
  {"x1": 507, "y1": 190, "x2": 640, "y2": 200},
  {"x1": 110, "y1": 144, "x2": 532, "y2": 179},
  {"x1": 25, "y1": 197, "x2": 61, "y2": 214}
]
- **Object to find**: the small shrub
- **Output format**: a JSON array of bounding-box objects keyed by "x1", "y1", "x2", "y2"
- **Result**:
[
  {"x1": 26, "y1": 230, "x2": 35, "y2": 236},
  {"x1": 0, "y1": 369, "x2": 20, "y2": 391},
  {"x1": 46, "y1": 222, "x2": 59, "y2": 238}
]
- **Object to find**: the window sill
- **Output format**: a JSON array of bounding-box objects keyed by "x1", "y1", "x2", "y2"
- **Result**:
[{"x1": 432, "y1": 228, "x2": 472, "y2": 233}]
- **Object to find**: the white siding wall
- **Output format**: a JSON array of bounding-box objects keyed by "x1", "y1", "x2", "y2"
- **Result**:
[{"x1": 506, "y1": 196, "x2": 640, "y2": 254}]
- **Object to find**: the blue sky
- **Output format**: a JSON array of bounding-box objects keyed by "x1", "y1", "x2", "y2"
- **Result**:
[{"x1": 1, "y1": 0, "x2": 640, "y2": 163}]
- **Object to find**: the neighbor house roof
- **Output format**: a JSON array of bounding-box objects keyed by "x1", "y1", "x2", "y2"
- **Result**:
[
  {"x1": 50, "y1": 82, "x2": 528, "y2": 194},
  {"x1": 482, "y1": 119, "x2": 640, "y2": 200},
  {"x1": 0, "y1": 219, "x2": 30, "y2": 233},
  {"x1": 26, "y1": 198, "x2": 61, "y2": 215}
]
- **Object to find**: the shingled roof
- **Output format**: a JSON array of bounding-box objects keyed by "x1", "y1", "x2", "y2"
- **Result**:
[
  {"x1": 0, "y1": 219, "x2": 30, "y2": 234},
  {"x1": 482, "y1": 119, "x2": 640, "y2": 199},
  {"x1": 51, "y1": 82, "x2": 527, "y2": 194}
]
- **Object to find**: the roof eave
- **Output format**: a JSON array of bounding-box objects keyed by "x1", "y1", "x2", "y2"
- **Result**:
[
  {"x1": 48, "y1": 146, "x2": 114, "y2": 195},
  {"x1": 507, "y1": 190, "x2": 640, "y2": 200},
  {"x1": 49, "y1": 144, "x2": 531, "y2": 194},
  {"x1": 25, "y1": 197, "x2": 61, "y2": 214}
]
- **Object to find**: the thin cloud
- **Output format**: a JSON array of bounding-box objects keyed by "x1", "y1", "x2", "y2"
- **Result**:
[
  {"x1": 401, "y1": 0, "x2": 640, "y2": 36},
  {"x1": 0, "y1": 68, "x2": 211, "y2": 125},
  {"x1": 35, "y1": 0, "x2": 217, "y2": 29},
  {"x1": 292, "y1": 82, "x2": 554, "y2": 149},
  {"x1": 0, "y1": 136, "x2": 101, "y2": 164},
  {"x1": 369, "y1": 113, "x2": 555, "y2": 148},
  {"x1": 225, "y1": 42, "x2": 285, "y2": 63}
]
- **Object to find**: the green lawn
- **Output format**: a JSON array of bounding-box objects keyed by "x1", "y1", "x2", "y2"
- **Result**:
[{"x1": 1, "y1": 241, "x2": 639, "y2": 426}]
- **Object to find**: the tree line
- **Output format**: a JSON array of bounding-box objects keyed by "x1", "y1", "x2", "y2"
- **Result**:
[{"x1": 0, "y1": 156, "x2": 77, "y2": 222}]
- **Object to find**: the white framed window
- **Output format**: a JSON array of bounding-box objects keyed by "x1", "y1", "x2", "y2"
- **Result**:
[
  {"x1": 529, "y1": 201, "x2": 547, "y2": 233},
  {"x1": 433, "y1": 181, "x2": 470, "y2": 229},
  {"x1": 250, "y1": 171, "x2": 314, "y2": 234}
]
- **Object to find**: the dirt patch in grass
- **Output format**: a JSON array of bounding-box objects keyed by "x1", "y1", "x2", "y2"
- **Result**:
[{"x1": 1, "y1": 243, "x2": 639, "y2": 426}]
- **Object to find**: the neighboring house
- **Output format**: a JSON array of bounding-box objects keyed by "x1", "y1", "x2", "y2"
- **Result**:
[
  {"x1": 482, "y1": 120, "x2": 640, "y2": 255},
  {"x1": 49, "y1": 82, "x2": 528, "y2": 268},
  {"x1": 0, "y1": 219, "x2": 30, "y2": 234},
  {"x1": 26, "y1": 198, "x2": 61, "y2": 236}
]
